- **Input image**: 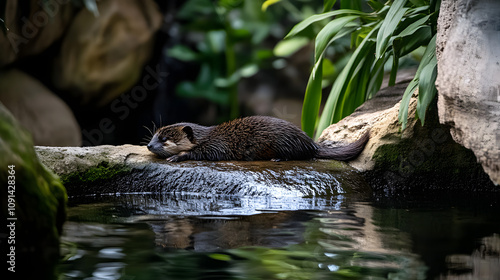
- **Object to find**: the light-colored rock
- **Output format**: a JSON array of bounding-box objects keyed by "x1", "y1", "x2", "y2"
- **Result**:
[
  {"x1": 0, "y1": 69, "x2": 81, "y2": 146},
  {"x1": 318, "y1": 80, "x2": 494, "y2": 191},
  {"x1": 52, "y1": 0, "x2": 162, "y2": 106},
  {"x1": 0, "y1": 0, "x2": 75, "y2": 67},
  {"x1": 318, "y1": 82, "x2": 417, "y2": 171},
  {"x1": 35, "y1": 145, "x2": 371, "y2": 198},
  {"x1": 436, "y1": 0, "x2": 500, "y2": 185}
]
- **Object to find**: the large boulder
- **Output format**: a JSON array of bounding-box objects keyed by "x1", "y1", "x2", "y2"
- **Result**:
[
  {"x1": 52, "y1": 0, "x2": 162, "y2": 106},
  {"x1": 0, "y1": 69, "x2": 82, "y2": 146},
  {"x1": 435, "y1": 0, "x2": 500, "y2": 185},
  {"x1": 0, "y1": 0, "x2": 75, "y2": 67},
  {"x1": 0, "y1": 102, "x2": 67, "y2": 279}
]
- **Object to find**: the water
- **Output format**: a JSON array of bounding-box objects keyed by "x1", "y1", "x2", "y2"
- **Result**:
[{"x1": 59, "y1": 193, "x2": 500, "y2": 280}]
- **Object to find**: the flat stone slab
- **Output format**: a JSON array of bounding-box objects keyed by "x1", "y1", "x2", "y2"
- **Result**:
[{"x1": 36, "y1": 145, "x2": 370, "y2": 198}]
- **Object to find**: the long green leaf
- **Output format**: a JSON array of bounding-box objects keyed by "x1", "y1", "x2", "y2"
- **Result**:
[
  {"x1": 301, "y1": 59, "x2": 323, "y2": 137},
  {"x1": 416, "y1": 57, "x2": 437, "y2": 125},
  {"x1": 398, "y1": 78, "x2": 419, "y2": 130},
  {"x1": 339, "y1": 43, "x2": 375, "y2": 118},
  {"x1": 315, "y1": 15, "x2": 360, "y2": 62},
  {"x1": 397, "y1": 14, "x2": 431, "y2": 38},
  {"x1": 316, "y1": 23, "x2": 380, "y2": 137},
  {"x1": 285, "y1": 9, "x2": 368, "y2": 39},
  {"x1": 375, "y1": 0, "x2": 408, "y2": 58},
  {"x1": 393, "y1": 26, "x2": 431, "y2": 57},
  {"x1": 398, "y1": 34, "x2": 437, "y2": 129},
  {"x1": 366, "y1": 54, "x2": 388, "y2": 99}
]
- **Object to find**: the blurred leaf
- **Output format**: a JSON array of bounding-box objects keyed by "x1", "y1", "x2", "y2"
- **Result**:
[
  {"x1": 215, "y1": 64, "x2": 259, "y2": 87},
  {"x1": 409, "y1": 0, "x2": 427, "y2": 5},
  {"x1": 323, "y1": 0, "x2": 337, "y2": 12},
  {"x1": 273, "y1": 37, "x2": 309, "y2": 57},
  {"x1": 167, "y1": 45, "x2": 200, "y2": 62},
  {"x1": 367, "y1": 0, "x2": 385, "y2": 11},
  {"x1": 322, "y1": 57, "x2": 336, "y2": 79},
  {"x1": 375, "y1": 0, "x2": 407, "y2": 58},
  {"x1": 285, "y1": 9, "x2": 367, "y2": 39},
  {"x1": 262, "y1": 0, "x2": 282, "y2": 11},
  {"x1": 178, "y1": 0, "x2": 214, "y2": 19},
  {"x1": 341, "y1": 0, "x2": 362, "y2": 10},
  {"x1": 209, "y1": 253, "x2": 232, "y2": 261}
]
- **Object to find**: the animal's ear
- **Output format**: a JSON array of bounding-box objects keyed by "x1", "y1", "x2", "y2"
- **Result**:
[{"x1": 182, "y1": 126, "x2": 194, "y2": 142}]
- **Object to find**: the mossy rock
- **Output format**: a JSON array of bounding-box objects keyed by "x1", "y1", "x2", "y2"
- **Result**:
[{"x1": 0, "y1": 102, "x2": 67, "y2": 279}]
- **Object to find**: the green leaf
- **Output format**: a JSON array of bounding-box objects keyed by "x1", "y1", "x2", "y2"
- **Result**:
[
  {"x1": 399, "y1": 34, "x2": 437, "y2": 130},
  {"x1": 341, "y1": 0, "x2": 362, "y2": 10},
  {"x1": 366, "y1": 54, "x2": 388, "y2": 99},
  {"x1": 398, "y1": 77, "x2": 419, "y2": 130},
  {"x1": 416, "y1": 56, "x2": 437, "y2": 125},
  {"x1": 323, "y1": 0, "x2": 337, "y2": 13},
  {"x1": 302, "y1": 59, "x2": 323, "y2": 138},
  {"x1": 367, "y1": 0, "x2": 385, "y2": 12},
  {"x1": 375, "y1": 0, "x2": 408, "y2": 58},
  {"x1": 316, "y1": 23, "x2": 380, "y2": 137},
  {"x1": 209, "y1": 253, "x2": 232, "y2": 261},
  {"x1": 285, "y1": 9, "x2": 368, "y2": 39},
  {"x1": 393, "y1": 25, "x2": 431, "y2": 57},
  {"x1": 167, "y1": 45, "x2": 200, "y2": 62},
  {"x1": 388, "y1": 54, "x2": 399, "y2": 86},
  {"x1": 273, "y1": 37, "x2": 309, "y2": 57},
  {"x1": 397, "y1": 14, "x2": 431, "y2": 37},
  {"x1": 315, "y1": 15, "x2": 360, "y2": 62}
]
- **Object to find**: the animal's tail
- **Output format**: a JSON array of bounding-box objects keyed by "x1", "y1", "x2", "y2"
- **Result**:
[{"x1": 316, "y1": 130, "x2": 370, "y2": 161}]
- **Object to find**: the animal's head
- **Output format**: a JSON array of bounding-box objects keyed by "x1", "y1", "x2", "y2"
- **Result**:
[{"x1": 147, "y1": 124, "x2": 195, "y2": 158}]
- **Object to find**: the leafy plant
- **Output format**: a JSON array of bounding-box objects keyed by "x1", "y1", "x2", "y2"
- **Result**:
[
  {"x1": 284, "y1": 0, "x2": 440, "y2": 138},
  {"x1": 169, "y1": 0, "x2": 295, "y2": 120}
]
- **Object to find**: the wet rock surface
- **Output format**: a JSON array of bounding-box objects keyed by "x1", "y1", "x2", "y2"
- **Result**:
[{"x1": 36, "y1": 145, "x2": 371, "y2": 198}]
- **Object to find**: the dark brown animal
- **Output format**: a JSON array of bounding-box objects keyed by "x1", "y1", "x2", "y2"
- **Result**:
[{"x1": 147, "y1": 116, "x2": 369, "y2": 162}]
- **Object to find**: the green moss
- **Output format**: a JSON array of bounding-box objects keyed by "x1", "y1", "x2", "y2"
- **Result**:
[
  {"x1": 60, "y1": 162, "x2": 131, "y2": 185},
  {"x1": 0, "y1": 102, "x2": 67, "y2": 279}
]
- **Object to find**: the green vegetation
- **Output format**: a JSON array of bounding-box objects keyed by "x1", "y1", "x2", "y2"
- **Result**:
[
  {"x1": 168, "y1": 0, "x2": 323, "y2": 120},
  {"x1": 0, "y1": 103, "x2": 67, "y2": 279},
  {"x1": 60, "y1": 161, "x2": 131, "y2": 185},
  {"x1": 282, "y1": 0, "x2": 440, "y2": 137}
]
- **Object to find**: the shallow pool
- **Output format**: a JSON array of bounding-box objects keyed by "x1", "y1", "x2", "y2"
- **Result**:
[{"x1": 59, "y1": 192, "x2": 500, "y2": 280}]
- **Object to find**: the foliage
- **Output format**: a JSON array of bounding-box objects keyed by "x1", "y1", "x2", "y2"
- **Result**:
[
  {"x1": 168, "y1": 0, "x2": 286, "y2": 119},
  {"x1": 284, "y1": 0, "x2": 440, "y2": 138}
]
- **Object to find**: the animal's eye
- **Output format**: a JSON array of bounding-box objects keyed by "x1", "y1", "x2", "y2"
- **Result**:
[{"x1": 161, "y1": 137, "x2": 167, "y2": 142}]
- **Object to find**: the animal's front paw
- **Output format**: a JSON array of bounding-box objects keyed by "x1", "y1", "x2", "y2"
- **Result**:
[{"x1": 166, "y1": 155, "x2": 181, "y2": 162}]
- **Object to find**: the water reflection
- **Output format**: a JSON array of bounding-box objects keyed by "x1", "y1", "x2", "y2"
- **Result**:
[{"x1": 60, "y1": 193, "x2": 500, "y2": 280}]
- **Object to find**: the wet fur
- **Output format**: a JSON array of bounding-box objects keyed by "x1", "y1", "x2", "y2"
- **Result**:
[{"x1": 147, "y1": 116, "x2": 369, "y2": 162}]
